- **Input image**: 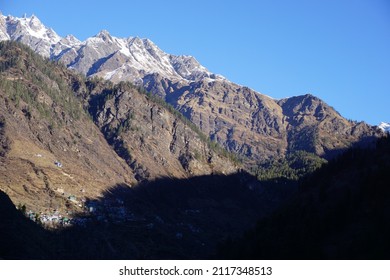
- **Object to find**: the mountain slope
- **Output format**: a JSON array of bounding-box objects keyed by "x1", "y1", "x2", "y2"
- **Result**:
[
  {"x1": 86, "y1": 79, "x2": 238, "y2": 181},
  {"x1": 0, "y1": 41, "x2": 237, "y2": 217},
  {"x1": 0, "y1": 41, "x2": 136, "y2": 216},
  {"x1": 278, "y1": 94, "x2": 380, "y2": 159}
]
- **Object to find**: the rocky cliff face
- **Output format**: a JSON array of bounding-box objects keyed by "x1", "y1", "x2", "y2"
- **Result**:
[
  {"x1": 278, "y1": 94, "x2": 381, "y2": 158},
  {"x1": 87, "y1": 80, "x2": 237, "y2": 181},
  {"x1": 146, "y1": 79, "x2": 288, "y2": 163}
]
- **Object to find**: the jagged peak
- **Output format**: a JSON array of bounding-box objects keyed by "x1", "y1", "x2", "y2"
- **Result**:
[
  {"x1": 279, "y1": 93, "x2": 320, "y2": 103},
  {"x1": 142, "y1": 38, "x2": 157, "y2": 49},
  {"x1": 128, "y1": 36, "x2": 143, "y2": 44},
  {"x1": 14, "y1": 13, "x2": 42, "y2": 26},
  {"x1": 62, "y1": 34, "x2": 81, "y2": 45},
  {"x1": 97, "y1": 29, "x2": 110, "y2": 36},
  {"x1": 0, "y1": 12, "x2": 5, "y2": 24},
  {"x1": 171, "y1": 55, "x2": 203, "y2": 68},
  {"x1": 5, "y1": 14, "x2": 16, "y2": 21},
  {"x1": 65, "y1": 34, "x2": 80, "y2": 41},
  {"x1": 176, "y1": 54, "x2": 195, "y2": 60},
  {"x1": 96, "y1": 29, "x2": 112, "y2": 41},
  {"x1": 30, "y1": 14, "x2": 39, "y2": 21},
  {"x1": 142, "y1": 38, "x2": 153, "y2": 44},
  {"x1": 303, "y1": 93, "x2": 315, "y2": 98}
]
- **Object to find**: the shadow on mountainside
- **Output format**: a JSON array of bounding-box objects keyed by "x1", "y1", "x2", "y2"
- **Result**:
[
  {"x1": 0, "y1": 190, "x2": 54, "y2": 259},
  {"x1": 218, "y1": 136, "x2": 390, "y2": 259},
  {"x1": 1, "y1": 137, "x2": 387, "y2": 260},
  {"x1": 0, "y1": 172, "x2": 297, "y2": 259},
  {"x1": 321, "y1": 135, "x2": 381, "y2": 160}
]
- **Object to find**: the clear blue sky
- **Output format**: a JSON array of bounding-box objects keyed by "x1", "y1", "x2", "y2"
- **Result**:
[{"x1": 1, "y1": 0, "x2": 389, "y2": 125}]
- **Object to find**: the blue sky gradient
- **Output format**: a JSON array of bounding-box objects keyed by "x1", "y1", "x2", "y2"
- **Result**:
[{"x1": 1, "y1": 0, "x2": 389, "y2": 125}]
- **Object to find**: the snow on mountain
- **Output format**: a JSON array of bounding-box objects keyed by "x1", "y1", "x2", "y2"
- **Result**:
[
  {"x1": 0, "y1": 13, "x2": 10, "y2": 41},
  {"x1": 378, "y1": 122, "x2": 390, "y2": 133},
  {"x1": 1, "y1": 14, "x2": 61, "y2": 57},
  {"x1": 74, "y1": 32, "x2": 221, "y2": 83},
  {"x1": 0, "y1": 13, "x2": 223, "y2": 85}
]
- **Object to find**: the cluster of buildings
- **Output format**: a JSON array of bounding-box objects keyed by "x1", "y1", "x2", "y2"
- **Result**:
[
  {"x1": 21, "y1": 195, "x2": 141, "y2": 228},
  {"x1": 25, "y1": 209, "x2": 72, "y2": 226}
]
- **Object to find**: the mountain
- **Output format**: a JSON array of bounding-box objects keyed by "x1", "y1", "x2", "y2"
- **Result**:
[
  {"x1": 0, "y1": 41, "x2": 237, "y2": 218},
  {"x1": 0, "y1": 14, "x2": 388, "y2": 260},
  {"x1": 0, "y1": 13, "x2": 61, "y2": 57},
  {"x1": 0, "y1": 13, "x2": 383, "y2": 165},
  {"x1": 0, "y1": 14, "x2": 220, "y2": 83},
  {"x1": 0, "y1": 43, "x2": 290, "y2": 259}
]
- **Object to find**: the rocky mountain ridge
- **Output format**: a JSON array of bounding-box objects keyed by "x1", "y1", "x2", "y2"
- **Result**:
[{"x1": 0, "y1": 13, "x2": 384, "y2": 164}]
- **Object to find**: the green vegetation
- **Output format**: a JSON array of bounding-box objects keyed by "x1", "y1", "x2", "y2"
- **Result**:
[
  {"x1": 288, "y1": 125, "x2": 320, "y2": 153},
  {"x1": 0, "y1": 115, "x2": 9, "y2": 156},
  {"x1": 253, "y1": 150, "x2": 327, "y2": 181},
  {"x1": 116, "y1": 113, "x2": 134, "y2": 136},
  {"x1": 17, "y1": 203, "x2": 27, "y2": 214},
  {"x1": 0, "y1": 41, "x2": 84, "y2": 122}
]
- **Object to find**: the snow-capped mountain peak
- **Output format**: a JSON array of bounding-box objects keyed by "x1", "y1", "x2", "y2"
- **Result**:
[
  {"x1": 28, "y1": 14, "x2": 43, "y2": 30},
  {"x1": 63, "y1": 34, "x2": 81, "y2": 45},
  {"x1": 95, "y1": 30, "x2": 113, "y2": 42},
  {"x1": 0, "y1": 12, "x2": 10, "y2": 41},
  {"x1": 378, "y1": 122, "x2": 390, "y2": 133},
  {"x1": 0, "y1": 13, "x2": 224, "y2": 84},
  {"x1": 1, "y1": 13, "x2": 61, "y2": 57}
]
